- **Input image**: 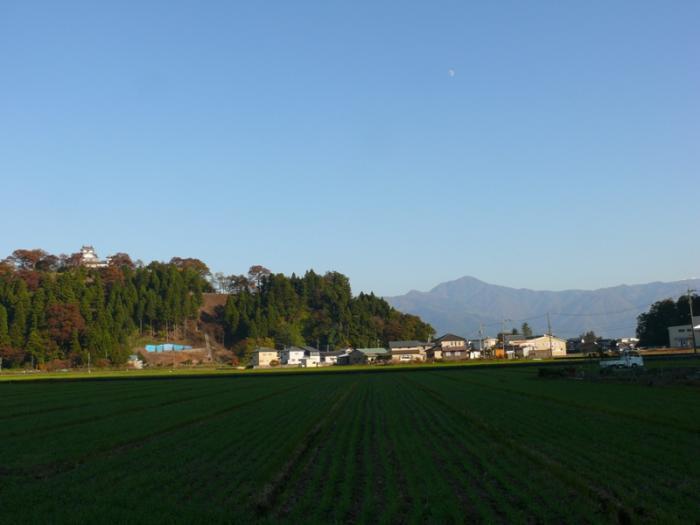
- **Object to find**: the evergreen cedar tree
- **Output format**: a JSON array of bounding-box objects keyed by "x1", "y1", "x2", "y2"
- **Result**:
[
  {"x1": 636, "y1": 294, "x2": 700, "y2": 347},
  {"x1": 0, "y1": 250, "x2": 434, "y2": 368}
]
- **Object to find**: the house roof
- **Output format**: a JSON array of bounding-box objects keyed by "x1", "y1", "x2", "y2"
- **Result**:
[
  {"x1": 253, "y1": 347, "x2": 277, "y2": 353},
  {"x1": 389, "y1": 340, "x2": 429, "y2": 349},
  {"x1": 510, "y1": 335, "x2": 566, "y2": 343},
  {"x1": 391, "y1": 349, "x2": 421, "y2": 354},
  {"x1": 529, "y1": 334, "x2": 566, "y2": 342},
  {"x1": 435, "y1": 333, "x2": 466, "y2": 342},
  {"x1": 356, "y1": 348, "x2": 388, "y2": 355},
  {"x1": 320, "y1": 350, "x2": 345, "y2": 357},
  {"x1": 284, "y1": 346, "x2": 306, "y2": 353}
]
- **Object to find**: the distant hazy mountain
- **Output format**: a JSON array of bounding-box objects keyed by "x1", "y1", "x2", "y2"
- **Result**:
[{"x1": 385, "y1": 276, "x2": 700, "y2": 339}]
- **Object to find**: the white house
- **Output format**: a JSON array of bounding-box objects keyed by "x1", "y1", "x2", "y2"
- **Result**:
[
  {"x1": 251, "y1": 347, "x2": 279, "y2": 368},
  {"x1": 468, "y1": 337, "x2": 497, "y2": 352},
  {"x1": 320, "y1": 350, "x2": 345, "y2": 365},
  {"x1": 389, "y1": 340, "x2": 431, "y2": 362},
  {"x1": 280, "y1": 346, "x2": 306, "y2": 366},
  {"x1": 431, "y1": 334, "x2": 468, "y2": 361},
  {"x1": 301, "y1": 347, "x2": 322, "y2": 367}
]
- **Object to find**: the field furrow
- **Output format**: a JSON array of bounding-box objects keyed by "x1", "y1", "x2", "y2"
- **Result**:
[{"x1": 2, "y1": 363, "x2": 699, "y2": 523}]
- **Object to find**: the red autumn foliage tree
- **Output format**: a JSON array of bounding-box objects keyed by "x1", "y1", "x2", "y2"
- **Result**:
[
  {"x1": 35, "y1": 254, "x2": 60, "y2": 272},
  {"x1": 47, "y1": 303, "x2": 85, "y2": 345},
  {"x1": 248, "y1": 265, "x2": 271, "y2": 290},
  {"x1": 0, "y1": 260, "x2": 13, "y2": 276},
  {"x1": 17, "y1": 270, "x2": 42, "y2": 291},
  {"x1": 65, "y1": 252, "x2": 84, "y2": 268},
  {"x1": 100, "y1": 265, "x2": 125, "y2": 287},
  {"x1": 170, "y1": 257, "x2": 210, "y2": 278},
  {"x1": 0, "y1": 346, "x2": 26, "y2": 367},
  {"x1": 6, "y1": 249, "x2": 48, "y2": 270},
  {"x1": 108, "y1": 253, "x2": 135, "y2": 269}
]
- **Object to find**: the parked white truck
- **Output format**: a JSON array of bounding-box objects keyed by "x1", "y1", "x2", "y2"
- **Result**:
[{"x1": 599, "y1": 351, "x2": 644, "y2": 369}]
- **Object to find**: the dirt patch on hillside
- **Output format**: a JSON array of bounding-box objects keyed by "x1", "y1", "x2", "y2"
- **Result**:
[
  {"x1": 200, "y1": 293, "x2": 230, "y2": 317},
  {"x1": 140, "y1": 348, "x2": 233, "y2": 367}
]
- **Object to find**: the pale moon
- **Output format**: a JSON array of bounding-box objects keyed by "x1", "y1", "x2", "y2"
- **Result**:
[{"x1": 448, "y1": 69, "x2": 455, "y2": 77}]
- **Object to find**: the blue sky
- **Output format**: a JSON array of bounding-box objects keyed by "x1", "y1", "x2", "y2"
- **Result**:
[{"x1": 1, "y1": 1, "x2": 698, "y2": 296}]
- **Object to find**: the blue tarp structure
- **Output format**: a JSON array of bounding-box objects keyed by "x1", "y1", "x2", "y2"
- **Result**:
[{"x1": 145, "y1": 343, "x2": 192, "y2": 353}]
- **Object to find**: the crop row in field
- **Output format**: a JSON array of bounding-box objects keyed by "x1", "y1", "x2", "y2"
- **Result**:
[{"x1": 1, "y1": 364, "x2": 699, "y2": 523}]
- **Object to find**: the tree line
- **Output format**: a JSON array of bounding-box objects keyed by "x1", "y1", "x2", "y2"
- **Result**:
[
  {"x1": 636, "y1": 293, "x2": 700, "y2": 346},
  {"x1": 0, "y1": 249, "x2": 435, "y2": 367}
]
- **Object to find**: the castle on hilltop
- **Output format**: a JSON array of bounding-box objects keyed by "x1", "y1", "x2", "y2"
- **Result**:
[{"x1": 79, "y1": 245, "x2": 108, "y2": 268}]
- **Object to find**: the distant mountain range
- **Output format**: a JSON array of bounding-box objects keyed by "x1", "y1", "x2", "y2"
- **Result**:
[{"x1": 385, "y1": 276, "x2": 700, "y2": 339}]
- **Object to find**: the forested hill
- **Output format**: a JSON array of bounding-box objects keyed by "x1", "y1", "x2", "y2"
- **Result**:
[
  {"x1": 0, "y1": 249, "x2": 433, "y2": 368},
  {"x1": 217, "y1": 270, "x2": 434, "y2": 359},
  {"x1": 0, "y1": 251, "x2": 209, "y2": 367}
]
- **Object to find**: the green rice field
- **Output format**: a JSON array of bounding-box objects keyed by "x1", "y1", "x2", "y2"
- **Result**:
[{"x1": 1, "y1": 363, "x2": 699, "y2": 524}]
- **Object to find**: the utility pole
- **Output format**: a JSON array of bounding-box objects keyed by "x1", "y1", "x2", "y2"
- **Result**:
[
  {"x1": 478, "y1": 323, "x2": 484, "y2": 353},
  {"x1": 501, "y1": 319, "x2": 511, "y2": 357},
  {"x1": 501, "y1": 319, "x2": 506, "y2": 352},
  {"x1": 547, "y1": 313, "x2": 553, "y2": 356},
  {"x1": 688, "y1": 289, "x2": 697, "y2": 354},
  {"x1": 88, "y1": 352, "x2": 91, "y2": 374}
]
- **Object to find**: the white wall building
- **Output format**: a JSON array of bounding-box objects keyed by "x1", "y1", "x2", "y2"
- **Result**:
[
  {"x1": 469, "y1": 337, "x2": 497, "y2": 351},
  {"x1": 668, "y1": 316, "x2": 700, "y2": 348},
  {"x1": 389, "y1": 340, "x2": 431, "y2": 362},
  {"x1": 508, "y1": 335, "x2": 567, "y2": 358},
  {"x1": 280, "y1": 346, "x2": 305, "y2": 366},
  {"x1": 301, "y1": 348, "x2": 322, "y2": 367},
  {"x1": 251, "y1": 348, "x2": 279, "y2": 368},
  {"x1": 320, "y1": 350, "x2": 345, "y2": 365}
]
